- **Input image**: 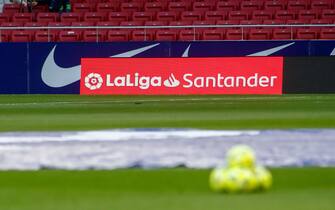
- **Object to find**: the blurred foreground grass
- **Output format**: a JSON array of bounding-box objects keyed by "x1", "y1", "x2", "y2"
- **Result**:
[{"x1": 0, "y1": 168, "x2": 334, "y2": 210}]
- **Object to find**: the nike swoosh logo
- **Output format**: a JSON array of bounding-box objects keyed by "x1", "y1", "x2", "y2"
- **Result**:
[
  {"x1": 41, "y1": 43, "x2": 160, "y2": 88},
  {"x1": 330, "y1": 48, "x2": 335, "y2": 56},
  {"x1": 247, "y1": 42, "x2": 295, "y2": 56},
  {"x1": 182, "y1": 44, "x2": 191, "y2": 57}
]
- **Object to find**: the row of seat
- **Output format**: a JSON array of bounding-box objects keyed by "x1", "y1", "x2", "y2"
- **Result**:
[
  {"x1": 2, "y1": 19, "x2": 335, "y2": 29},
  {"x1": 2, "y1": 10, "x2": 335, "y2": 23},
  {"x1": 70, "y1": 0, "x2": 335, "y2": 2},
  {"x1": 68, "y1": 1, "x2": 335, "y2": 12},
  {"x1": 71, "y1": 0, "x2": 335, "y2": 2},
  {"x1": 4, "y1": 1, "x2": 335, "y2": 14},
  {"x1": 1, "y1": 27, "x2": 335, "y2": 42}
]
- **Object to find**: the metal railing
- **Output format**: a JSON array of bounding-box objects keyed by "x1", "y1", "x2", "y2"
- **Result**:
[{"x1": 0, "y1": 24, "x2": 334, "y2": 42}]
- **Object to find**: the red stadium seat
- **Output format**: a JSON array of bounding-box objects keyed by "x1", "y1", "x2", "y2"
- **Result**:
[
  {"x1": 216, "y1": 20, "x2": 240, "y2": 25},
  {"x1": 83, "y1": 0, "x2": 103, "y2": 3},
  {"x1": 108, "y1": 12, "x2": 129, "y2": 22},
  {"x1": 61, "y1": 13, "x2": 82, "y2": 23},
  {"x1": 287, "y1": 0, "x2": 308, "y2": 11},
  {"x1": 48, "y1": 22, "x2": 71, "y2": 35},
  {"x1": 48, "y1": 22, "x2": 71, "y2": 27},
  {"x1": 273, "y1": 28, "x2": 293, "y2": 40},
  {"x1": 106, "y1": 30, "x2": 130, "y2": 41},
  {"x1": 248, "y1": 29, "x2": 272, "y2": 40},
  {"x1": 240, "y1": 20, "x2": 262, "y2": 25},
  {"x1": 226, "y1": 29, "x2": 245, "y2": 40},
  {"x1": 96, "y1": 21, "x2": 119, "y2": 35},
  {"x1": 83, "y1": 30, "x2": 105, "y2": 42},
  {"x1": 12, "y1": 13, "x2": 33, "y2": 23},
  {"x1": 168, "y1": 2, "x2": 190, "y2": 12},
  {"x1": 144, "y1": 2, "x2": 166, "y2": 12},
  {"x1": 35, "y1": 30, "x2": 57, "y2": 42},
  {"x1": 72, "y1": 22, "x2": 95, "y2": 32},
  {"x1": 310, "y1": 19, "x2": 332, "y2": 24},
  {"x1": 216, "y1": 1, "x2": 239, "y2": 11},
  {"x1": 240, "y1": 1, "x2": 263, "y2": 11},
  {"x1": 0, "y1": 13, "x2": 11, "y2": 23},
  {"x1": 286, "y1": 19, "x2": 309, "y2": 24},
  {"x1": 36, "y1": 13, "x2": 59, "y2": 23},
  {"x1": 24, "y1": 22, "x2": 47, "y2": 27},
  {"x1": 180, "y1": 11, "x2": 203, "y2": 21},
  {"x1": 275, "y1": 10, "x2": 296, "y2": 20},
  {"x1": 179, "y1": 29, "x2": 201, "y2": 41},
  {"x1": 204, "y1": 11, "x2": 226, "y2": 21},
  {"x1": 145, "y1": 21, "x2": 166, "y2": 26},
  {"x1": 96, "y1": 21, "x2": 119, "y2": 27},
  {"x1": 169, "y1": 21, "x2": 192, "y2": 26},
  {"x1": 263, "y1": 19, "x2": 286, "y2": 25},
  {"x1": 320, "y1": 28, "x2": 335, "y2": 39},
  {"x1": 202, "y1": 29, "x2": 224, "y2": 40},
  {"x1": 228, "y1": 11, "x2": 249, "y2": 20},
  {"x1": 193, "y1": 20, "x2": 215, "y2": 32},
  {"x1": 264, "y1": 1, "x2": 286, "y2": 11},
  {"x1": 1, "y1": 22, "x2": 23, "y2": 27},
  {"x1": 73, "y1": 3, "x2": 92, "y2": 13},
  {"x1": 84, "y1": 12, "x2": 106, "y2": 22},
  {"x1": 11, "y1": 30, "x2": 34, "y2": 42},
  {"x1": 120, "y1": 21, "x2": 143, "y2": 26},
  {"x1": 156, "y1": 11, "x2": 178, "y2": 22},
  {"x1": 132, "y1": 12, "x2": 155, "y2": 21},
  {"x1": 298, "y1": 10, "x2": 319, "y2": 20},
  {"x1": 120, "y1": 2, "x2": 142, "y2": 12},
  {"x1": 296, "y1": 28, "x2": 319, "y2": 39},
  {"x1": 192, "y1": 2, "x2": 214, "y2": 12},
  {"x1": 1, "y1": 22, "x2": 23, "y2": 41},
  {"x1": 96, "y1": 3, "x2": 118, "y2": 13},
  {"x1": 3, "y1": 4, "x2": 20, "y2": 14},
  {"x1": 252, "y1": 10, "x2": 274, "y2": 21},
  {"x1": 33, "y1": 5, "x2": 48, "y2": 13},
  {"x1": 131, "y1": 30, "x2": 155, "y2": 41},
  {"x1": 131, "y1": 0, "x2": 146, "y2": 3},
  {"x1": 0, "y1": 33, "x2": 9, "y2": 42},
  {"x1": 311, "y1": 0, "x2": 332, "y2": 10},
  {"x1": 193, "y1": 20, "x2": 215, "y2": 25},
  {"x1": 168, "y1": 21, "x2": 190, "y2": 33},
  {"x1": 321, "y1": 9, "x2": 335, "y2": 20},
  {"x1": 155, "y1": 30, "x2": 178, "y2": 41},
  {"x1": 59, "y1": 30, "x2": 81, "y2": 42}
]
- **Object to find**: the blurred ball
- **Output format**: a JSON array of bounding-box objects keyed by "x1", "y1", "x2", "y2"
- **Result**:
[
  {"x1": 254, "y1": 165, "x2": 272, "y2": 190},
  {"x1": 242, "y1": 168, "x2": 259, "y2": 192},
  {"x1": 224, "y1": 167, "x2": 257, "y2": 193},
  {"x1": 226, "y1": 145, "x2": 256, "y2": 168},
  {"x1": 209, "y1": 167, "x2": 259, "y2": 193},
  {"x1": 209, "y1": 167, "x2": 228, "y2": 192}
]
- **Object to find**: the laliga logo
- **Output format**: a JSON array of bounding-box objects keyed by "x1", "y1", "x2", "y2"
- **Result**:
[
  {"x1": 85, "y1": 73, "x2": 103, "y2": 90},
  {"x1": 103, "y1": 73, "x2": 181, "y2": 90}
]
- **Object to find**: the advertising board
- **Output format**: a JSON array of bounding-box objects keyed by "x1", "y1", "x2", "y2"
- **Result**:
[{"x1": 80, "y1": 57, "x2": 283, "y2": 95}]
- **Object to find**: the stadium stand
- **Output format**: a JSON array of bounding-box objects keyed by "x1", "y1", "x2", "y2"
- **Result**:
[{"x1": 0, "y1": 0, "x2": 335, "y2": 42}]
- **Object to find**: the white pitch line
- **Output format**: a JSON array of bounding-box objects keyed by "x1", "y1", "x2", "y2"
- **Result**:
[{"x1": 0, "y1": 96, "x2": 312, "y2": 106}]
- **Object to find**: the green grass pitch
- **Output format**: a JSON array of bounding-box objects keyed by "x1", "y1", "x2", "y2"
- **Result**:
[
  {"x1": 0, "y1": 94, "x2": 335, "y2": 131},
  {"x1": 0, "y1": 168, "x2": 334, "y2": 210},
  {"x1": 0, "y1": 94, "x2": 334, "y2": 210}
]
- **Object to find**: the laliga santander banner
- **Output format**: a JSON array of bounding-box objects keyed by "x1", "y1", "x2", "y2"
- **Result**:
[{"x1": 80, "y1": 57, "x2": 283, "y2": 95}]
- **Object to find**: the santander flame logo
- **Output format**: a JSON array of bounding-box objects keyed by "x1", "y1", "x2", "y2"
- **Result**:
[{"x1": 163, "y1": 74, "x2": 180, "y2": 88}]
